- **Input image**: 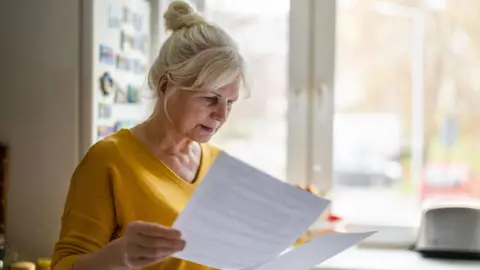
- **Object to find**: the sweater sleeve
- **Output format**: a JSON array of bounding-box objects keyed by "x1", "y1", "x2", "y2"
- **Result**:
[{"x1": 52, "y1": 140, "x2": 118, "y2": 270}]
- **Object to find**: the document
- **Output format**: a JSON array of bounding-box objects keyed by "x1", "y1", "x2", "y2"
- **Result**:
[
  {"x1": 172, "y1": 151, "x2": 375, "y2": 270},
  {"x1": 247, "y1": 231, "x2": 376, "y2": 270}
]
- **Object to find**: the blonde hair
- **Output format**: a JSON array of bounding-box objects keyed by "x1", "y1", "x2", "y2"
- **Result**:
[{"x1": 147, "y1": 1, "x2": 248, "y2": 96}]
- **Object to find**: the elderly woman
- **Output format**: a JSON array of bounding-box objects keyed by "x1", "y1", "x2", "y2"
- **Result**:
[{"x1": 51, "y1": 1, "x2": 246, "y2": 269}]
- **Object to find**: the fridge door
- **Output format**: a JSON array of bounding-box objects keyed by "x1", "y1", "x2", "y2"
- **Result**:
[{"x1": 81, "y1": 0, "x2": 152, "y2": 155}]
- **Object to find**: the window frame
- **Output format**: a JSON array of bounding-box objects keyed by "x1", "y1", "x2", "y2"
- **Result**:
[{"x1": 288, "y1": 0, "x2": 336, "y2": 195}]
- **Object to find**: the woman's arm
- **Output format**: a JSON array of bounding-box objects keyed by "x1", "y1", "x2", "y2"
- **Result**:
[
  {"x1": 71, "y1": 238, "x2": 127, "y2": 270},
  {"x1": 52, "y1": 140, "x2": 126, "y2": 270}
]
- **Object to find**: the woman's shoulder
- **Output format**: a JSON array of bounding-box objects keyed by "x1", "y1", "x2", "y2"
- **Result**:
[{"x1": 81, "y1": 129, "x2": 132, "y2": 161}]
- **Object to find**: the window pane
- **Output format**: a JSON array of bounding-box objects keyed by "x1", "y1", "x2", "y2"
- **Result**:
[
  {"x1": 333, "y1": 0, "x2": 480, "y2": 227},
  {"x1": 201, "y1": 0, "x2": 290, "y2": 181}
]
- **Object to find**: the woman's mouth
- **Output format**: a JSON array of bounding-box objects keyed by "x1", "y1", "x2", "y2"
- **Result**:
[{"x1": 200, "y1": 125, "x2": 215, "y2": 133}]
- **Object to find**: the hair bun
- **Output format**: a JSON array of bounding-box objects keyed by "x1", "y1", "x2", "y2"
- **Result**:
[{"x1": 163, "y1": 1, "x2": 205, "y2": 31}]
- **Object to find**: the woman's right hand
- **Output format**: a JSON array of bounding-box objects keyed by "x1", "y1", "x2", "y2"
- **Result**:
[{"x1": 121, "y1": 221, "x2": 186, "y2": 269}]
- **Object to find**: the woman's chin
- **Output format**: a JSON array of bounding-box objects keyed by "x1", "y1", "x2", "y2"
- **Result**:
[
  {"x1": 189, "y1": 126, "x2": 221, "y2": 143},
  {"x1": 189, "y1": 133, "x2": 215, "y2": 143}
]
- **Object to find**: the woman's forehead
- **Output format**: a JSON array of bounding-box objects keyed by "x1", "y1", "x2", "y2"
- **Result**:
[
  {"x1": 215, "y1": 82, "x2": 240, "y2": 97},
  {"x1": 193, "y1": 82, "x2": 240, "y2": 98},
  {"x1": 175, "y1": 81, "x2": 240, "y2": 100}
]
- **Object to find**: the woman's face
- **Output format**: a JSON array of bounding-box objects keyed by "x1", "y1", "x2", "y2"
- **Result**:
[{"x1": 160, "y1": 82, "x2": 240, "y2": 143}]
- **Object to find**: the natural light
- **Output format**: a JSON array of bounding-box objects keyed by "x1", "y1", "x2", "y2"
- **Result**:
[{"x1": 186, "y1": 0, "x2": 480, "y2": 248}]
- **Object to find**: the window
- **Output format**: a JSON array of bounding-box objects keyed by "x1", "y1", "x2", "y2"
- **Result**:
[
  {"x1": 332, "y1": 0, "x2": 423, "y2": 228},
  {"x1": 188, "y1": 0, "x2": 292, "y2": 181},
  {"x1": 331, "y1": 0, "x2": 480, "y2": 235},
  {"x1": 160, "y1": 0, "x2": 480, "y2": 246}
]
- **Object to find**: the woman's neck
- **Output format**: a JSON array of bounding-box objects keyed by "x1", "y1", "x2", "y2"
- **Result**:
[{"x1": 138, "y1": 116, "x2": 195, "y2": 156}]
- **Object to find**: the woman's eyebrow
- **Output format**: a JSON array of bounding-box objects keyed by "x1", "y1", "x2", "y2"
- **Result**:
[
  {"x1": 210, "y1": 91, "x2": 222, "y2": 97},
  {"x1": 208, "y1": 91, "x2": 238, "y2": 101}
]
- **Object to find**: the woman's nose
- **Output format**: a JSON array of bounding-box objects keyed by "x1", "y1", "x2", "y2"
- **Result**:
[{"x1": 212, "y1": 103, "x2": 228, "y2": 121}]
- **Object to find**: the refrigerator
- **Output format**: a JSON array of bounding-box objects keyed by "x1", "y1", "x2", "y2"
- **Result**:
[{"x1": 81, "y1": 0, "x2": 154, "y2": 154}]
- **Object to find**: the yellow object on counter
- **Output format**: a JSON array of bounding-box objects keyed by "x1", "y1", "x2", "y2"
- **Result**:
[
  {"x1": 37, "y1": 258, "x2": 51, "y2": 270},
  {"x1": 11, "y1": 261, "x2": 36, "y2": 270}
]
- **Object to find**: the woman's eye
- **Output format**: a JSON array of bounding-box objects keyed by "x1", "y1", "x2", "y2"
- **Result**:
[{"x1": 205, "y1": 97, "x2": 218, "y2": 104}]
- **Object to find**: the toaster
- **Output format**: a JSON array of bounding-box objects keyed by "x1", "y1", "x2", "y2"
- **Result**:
[{"x1": 415, "y1": 198, "x2": 480, "y2": 260}]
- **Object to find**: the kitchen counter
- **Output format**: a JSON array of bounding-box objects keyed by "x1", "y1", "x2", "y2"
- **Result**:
[{"x1": 314, "y1": 248, "x2": 479, "y2": 270}]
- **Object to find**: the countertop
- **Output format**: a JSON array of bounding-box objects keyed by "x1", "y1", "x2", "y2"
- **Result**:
[{"x1": 314, "y1": 248, "x2": 479, "y2": 270}]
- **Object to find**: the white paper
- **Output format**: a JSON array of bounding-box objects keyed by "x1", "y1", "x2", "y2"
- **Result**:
[
  {"x1": 172, "y1": 151, "x2": 331, "y2": 269},
  {"x1": 248, "y1": 231, "x2": 377, "y2": 270}
]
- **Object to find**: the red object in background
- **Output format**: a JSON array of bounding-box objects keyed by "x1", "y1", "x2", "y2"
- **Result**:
[
  {"x1": 420, "y1": 163, "x2": 477, "y2": 201},
  {"x1": 327, "y1": 214, "x2": 342, "y2": 223}
]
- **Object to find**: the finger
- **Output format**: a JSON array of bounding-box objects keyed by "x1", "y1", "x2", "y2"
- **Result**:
[
  {"x1": 126, "y1": 254, "x2": 164, "y2": 269},
  {"x1": 133, "y1": 234, "x2": 186, "y2": 249},
  {"x1": 128, "y1": 244, "x2": 185, "y2": 259},
  {"x1": 130, "y1": 221, "x2": 182, "y2": 239}
]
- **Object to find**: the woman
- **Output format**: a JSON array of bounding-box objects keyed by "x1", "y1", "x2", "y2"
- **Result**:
[{"x1": 52, "y1": 1, "x2": 247, "y2": 269}]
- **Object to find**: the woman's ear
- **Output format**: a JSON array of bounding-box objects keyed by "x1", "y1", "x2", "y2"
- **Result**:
[{"x1": 156, "y1": 75, "x2": 168, "y2": 97}]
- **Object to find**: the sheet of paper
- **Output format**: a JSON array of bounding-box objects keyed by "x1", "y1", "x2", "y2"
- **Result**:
[
  {"x1": 172, "y1": 151, "x2": 331, "y2": 270},
  {"x1": 248, "y1": 231, "x2": 377, "y2": 270}
]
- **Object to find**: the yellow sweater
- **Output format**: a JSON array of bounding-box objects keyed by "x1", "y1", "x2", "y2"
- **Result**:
[{"x1": 52, "y1": 129, "x2": 220, "y2": 270}]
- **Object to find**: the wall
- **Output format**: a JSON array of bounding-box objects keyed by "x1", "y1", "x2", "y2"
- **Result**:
[{"x1": 0, "y1": 0, "x2": 80, "y2": 260}]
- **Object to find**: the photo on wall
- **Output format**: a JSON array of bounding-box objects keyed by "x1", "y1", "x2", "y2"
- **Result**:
[
  {"x1": 108, "y1": 5, "x2": 122, "y2": 28},
  {"x1": 98, "y1": 103, "x2": 112, "y2": 119},
  {"x1": 97, "y1": 125, "x2": 115, "y2": 139},
  {"x1": 116, "y1": 55, "x2": 131, "y2": 71},
  {"x1": 99, "y1": 44, "x2": 115, "y2": 65}
]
